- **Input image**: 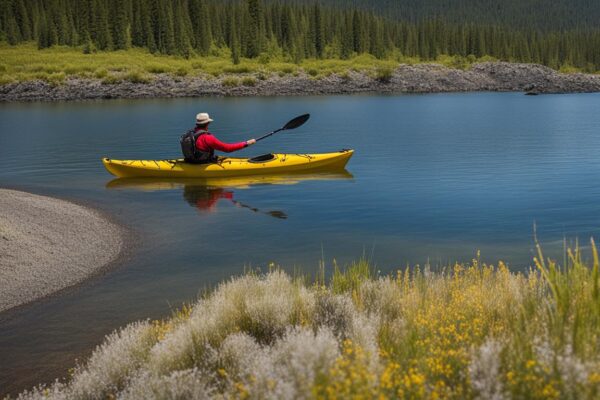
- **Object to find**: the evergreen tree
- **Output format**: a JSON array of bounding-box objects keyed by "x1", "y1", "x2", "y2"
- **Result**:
[
  {"x1": 313, "y1": 3, "x2": 323, "y2": 58},
  {"x1": 112, "y1": 0, "x2": 131, "y2": 50},
  {"x1": 230, "y1": 8, "x2": 240, "y2": 64},
  {"x1": 1, "y1": 0, "x2": 599, "y2": 72},
  {"x1": 246, "y1": 0, "x2": 263, "y2": 57}
]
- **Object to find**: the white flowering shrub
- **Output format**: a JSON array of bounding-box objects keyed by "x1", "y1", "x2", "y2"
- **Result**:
[
  {"x1": 15, "y1": 248, "x2": 600, "y2": 399},
  {"x1": 469, "y1": 339, "x2": 506, "y2": 400}
]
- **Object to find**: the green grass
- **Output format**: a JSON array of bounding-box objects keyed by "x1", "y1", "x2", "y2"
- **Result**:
[
  {"x1": 1, "y1": 42, "x2": 561, "y2": 87},
  {"x1": 17, "y1": 242, "x2": 600, "y2": 399}
]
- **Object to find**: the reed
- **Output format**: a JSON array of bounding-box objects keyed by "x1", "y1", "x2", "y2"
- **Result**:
[{"x1": 17, "y1": 242, "x2": 600, "y2": 399}]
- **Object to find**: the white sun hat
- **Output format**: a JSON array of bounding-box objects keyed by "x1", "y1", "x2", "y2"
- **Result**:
[{"x1": 196, "y1": 112, "x2": 214, "y2": 124}]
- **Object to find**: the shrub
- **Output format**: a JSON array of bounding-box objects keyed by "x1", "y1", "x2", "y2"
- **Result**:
[
  {"x1": 374, "y1": 67, "x2": 394, "y2": 83},
  {"x1": 339, "y1": 71, "x2": 352, "y2": 82},
  {"x1": 94, "y1": 68, "x2": 108, "y2": 79},
  {"x1": 45, "y1": 72, "x2": 66, "y2": 86},
  {"x1": 257, "y1": 71, "x2": 268, "y2": 81},
  {"x1": 258, "y1": 53, "x2": 271, "y2": 65},
  {"x1": 125, "y1": 70, "x2": 151, "y2": 84},
  {"x1": 559, "y1": 64, "x2": 580, "y2": 74},
  {"x1": 223, "y1": 65, "x2": 252, "y2": 74},
  {"x1": 15, "y1": 242, "x2": 600, "y2": 399},
  {"x1": 221, "y1": 77, "x2": 239, "y2": 87},
  {"x1": 174, "y1": 66, "x2": 190, "y2": 77},
  {"x1": 102, "y1": 74, "x2": 123, "y2": 85},
  {"x1": 307, "y1": 68, "x2": 318, "y2": 77},
  {"x1": 241, "y1": 77, "x2": 257, "y2": 87},
  {"x1": 0, "y1": 75, "x2": 14, "y2": 85},
  {"x1": 82, "y1": 41, "x2": 97, "y2": 54},
  {"x1": 145, "y1": 63, "x2": 171, "y2": 74},
  {"x1": 191, "y1": 61, "x2": 205, "y2": 70}
]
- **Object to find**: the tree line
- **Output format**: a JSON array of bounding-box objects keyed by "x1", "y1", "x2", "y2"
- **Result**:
[
  {"x1": 318, "y1": 0, "x2": 600, "y2": 31},
  {"x1": 1, "y1": 0, "x2": 599, "y2": 71}
]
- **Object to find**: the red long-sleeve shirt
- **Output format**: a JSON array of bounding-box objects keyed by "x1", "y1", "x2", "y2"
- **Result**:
[{"x1": 195, "y1": 131, "x2": 247, "y2": 153}]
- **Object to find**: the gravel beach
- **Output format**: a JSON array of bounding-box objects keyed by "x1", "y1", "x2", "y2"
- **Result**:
[{"x1": 0, "y1": 189, "x2": 124, "y2": 313}]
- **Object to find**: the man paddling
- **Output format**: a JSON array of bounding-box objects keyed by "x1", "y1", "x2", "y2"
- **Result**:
[{"x1": 180, "y1": 112, "x2": 256, "y2": 164}]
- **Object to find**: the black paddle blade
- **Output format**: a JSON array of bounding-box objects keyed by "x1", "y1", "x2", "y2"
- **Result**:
[{"x1": 283, "y1": 114, "x2": 310, "y2": 130}]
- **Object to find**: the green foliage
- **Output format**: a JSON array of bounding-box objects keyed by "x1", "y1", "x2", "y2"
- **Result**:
[
  {"x1": 174, "y1": 66, "x2": 190, "y2": 77},
  {"x1": 94, "y1": 68, "x2": 108, "y2": 79},
  {"x1": 125, "y1": 70, "x2": 151, "y2": 84},
  {"x1": 241, "y1": 76, "x2": 257, "y2": 86},
  {"x1": 0, "y1": 0, "x2": 598, "y2": 71},
  {"x1": 145, "y1": 63, "x2": 172, "y2": 74},
  {"x1": 0, "y1": 41, "x2": 595, "y2": 87},
  {"x1": 374, "y1": 66, "x2": 394, "y2": 83},
  {"x1": 102, "y1": 74, "x2": 123, "y2": 85},
  {"x1": 221, "y1": 77, "x2": 239, "y2": 87},
  {"x1": 48, "y1": 72, "x2": 66, "y2": 85},
  {"x1": 331, "y1": 259, "x2": 372, "y2": 294}
]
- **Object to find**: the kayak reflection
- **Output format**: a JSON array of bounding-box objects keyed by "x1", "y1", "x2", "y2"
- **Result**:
[
  {"x1": 182, "y1": 185, "x2": 288, "y2": 219},
  {"x1": 106, "y1": 171, "x2": 353, "y2": 219}
]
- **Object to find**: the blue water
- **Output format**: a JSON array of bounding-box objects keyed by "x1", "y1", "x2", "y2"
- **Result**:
[{"x1": 1, "y1": 92, "x2": 600, "y2": 393}]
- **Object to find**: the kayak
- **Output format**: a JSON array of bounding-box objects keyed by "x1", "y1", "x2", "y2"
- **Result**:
[{"x1": 102, "y1": 149, "x2": 353, "y2": 178}]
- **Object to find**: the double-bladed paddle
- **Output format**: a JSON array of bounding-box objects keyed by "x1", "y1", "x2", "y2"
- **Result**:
[{"x1": 255, "y1": 114, "x2": 310, "y2": 142}]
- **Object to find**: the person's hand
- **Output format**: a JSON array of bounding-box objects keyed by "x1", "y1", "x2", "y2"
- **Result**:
[{"x1": 246, "y1": 139, "x2": 257, "y2": 145}]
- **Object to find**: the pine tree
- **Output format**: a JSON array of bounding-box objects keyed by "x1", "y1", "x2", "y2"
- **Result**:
[
  {"x1": 92, "y1": 0, "x2": 112, "y2": 50},
  {"x1": 313, "y1": 3, "x2": 323, "y2": 58},
  {"x1": 246, "y1": 0, "x2": 263, "y2": 58},
  {"x1": 230, "y1": 8, "x2": 240, "y2": 64},
  {"x1": 112, "y1": 0, "x2": 130, "y2": 50},
  {"x1": 174, "y1": 0, "x2": 192, "y2": 57}
]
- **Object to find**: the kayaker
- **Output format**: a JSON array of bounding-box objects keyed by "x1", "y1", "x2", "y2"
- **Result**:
[{"x1": 180, "y1": 112, "x2": 256, "y2": 164}]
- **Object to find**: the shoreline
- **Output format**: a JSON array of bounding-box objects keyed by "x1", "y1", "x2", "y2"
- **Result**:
[
  {"x1": 0, "y1": 188, "x2": 129, "y2": 313},
  {"x1": 1, "y1": 62, "x2": 599, "y2": 103}
]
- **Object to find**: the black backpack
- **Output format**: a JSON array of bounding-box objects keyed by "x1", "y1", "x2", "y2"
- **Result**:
[{"x1": 180, "y1": 129, "x2": 213, "y2": 164}]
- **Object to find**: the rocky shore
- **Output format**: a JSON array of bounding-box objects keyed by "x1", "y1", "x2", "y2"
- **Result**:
[
  {"x1": 0, "y1": 189, "x2": 125, "y2": 312},
  {"x1": 1, "y1": 62, "x2": 599, "y2": 102}
]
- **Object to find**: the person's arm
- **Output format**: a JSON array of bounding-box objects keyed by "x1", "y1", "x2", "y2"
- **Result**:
[{"x1": 204, "y1": 135, "x2": 255, "y2": 153}]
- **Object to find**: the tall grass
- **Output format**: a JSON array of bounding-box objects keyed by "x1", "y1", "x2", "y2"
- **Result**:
[
  {"x1": 16, "y1": 242, "x2": 600, "y2": 399},
  {"x1": 1, "y1": 42, "x2": 567, "y2": 87}
]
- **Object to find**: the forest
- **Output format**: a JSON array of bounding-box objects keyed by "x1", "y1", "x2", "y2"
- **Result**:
[{"x1": 0, "y1": 0, "x2": 599, "y2": 72}]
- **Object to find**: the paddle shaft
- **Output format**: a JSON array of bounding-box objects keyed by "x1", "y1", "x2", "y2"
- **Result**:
[
  {"x1": 256, "y1": 128, "x2": 283, "y2": 142},
  {"x1": 253, "y1": 114, "x2": 310, "y2": 143}
]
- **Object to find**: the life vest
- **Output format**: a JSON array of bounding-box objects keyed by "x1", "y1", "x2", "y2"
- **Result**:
[{"x1": 180, "y1": 129, "x2": 214, "y2": 164}]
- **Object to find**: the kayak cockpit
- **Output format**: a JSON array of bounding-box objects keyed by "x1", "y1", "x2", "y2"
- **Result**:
[{"x1": 248, "y1": 154, "x2": 276, "y2": 163}]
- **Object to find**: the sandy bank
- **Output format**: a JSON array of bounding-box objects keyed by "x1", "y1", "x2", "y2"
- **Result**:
[{"x1": 0, "y1": 189, "x2": 124, "y2": 313}]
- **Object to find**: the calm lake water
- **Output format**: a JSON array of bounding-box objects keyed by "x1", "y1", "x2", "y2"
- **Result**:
[{"x1": 1, "y1": 92, "x2": 600, "y2": 394}]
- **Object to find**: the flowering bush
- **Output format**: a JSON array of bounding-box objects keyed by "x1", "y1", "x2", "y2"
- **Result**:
[{"x1": 18, "y1": 242, "x2": 600, "y2": 399}]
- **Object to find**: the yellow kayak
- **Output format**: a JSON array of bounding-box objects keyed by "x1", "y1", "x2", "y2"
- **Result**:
[{"x1": 102, "y1": 149, "x2": 353, "y2": 178}]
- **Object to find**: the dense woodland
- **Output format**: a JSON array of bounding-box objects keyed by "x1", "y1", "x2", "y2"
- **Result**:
[
  {"x1": 1, "y1": 0, "x2": 599, "y2": 71},
  {"x1": 319, "y1": 0, "x2": 600, "y2": 31}
]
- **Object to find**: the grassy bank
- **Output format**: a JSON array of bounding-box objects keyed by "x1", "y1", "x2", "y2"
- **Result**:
[
  {"x1": 0, "y1": 42, "x2": 512, "y2": 87},
  {"x1": 16, "y1": 242, "x2": 600, "y2": 399}
]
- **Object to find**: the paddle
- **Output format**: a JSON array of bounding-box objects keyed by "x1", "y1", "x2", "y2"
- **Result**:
[{"x1": 255, "y1": 114, "x2": 310, "y2": 142}]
